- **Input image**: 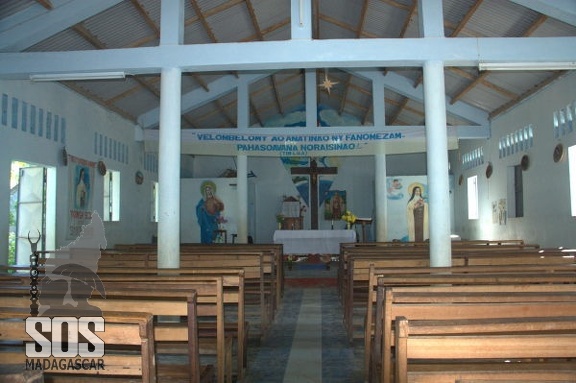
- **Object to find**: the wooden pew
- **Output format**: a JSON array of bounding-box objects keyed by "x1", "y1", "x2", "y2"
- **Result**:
[
  {"x1": 374, "y1": 281, "x2": 576, "y2": 383},
  {"x1": 0, "y1": 285, "x2": 215, "y2": 383},
  {"x1": 111, "y1": 242, "x2": 285, "y2": 309},
  {"x1": 99, "y1": 250, "x2": 276, "y2": 337},
  {"x1": 344, "y1": 251, "x2": 575, "y2": 343},
  {"x1": 96, "y1": 271, "x2": 247, "y2": 381},
  {"x1": 363, "y1": 264, "x2": 576, "y2": 381},
  {"x1": 0, "y1": 307, "x2": 157, "y2": 383},
  {"x1": 337, "y1": 243, "x2": 556, "y2": 308},
  {"x1": 395, "y1": 316, "x2": 576, "y2": 383},
  {"x1": 101, "y1": 280, "x2": 226, "y2": 383},
  {"x1": 456, "y1": 380, "x2": 576, "y2": 383},
  {"x1": 337, "y1": 239, "x2": 541, "y2": 293},
  {"x1": 180, "y1": 243, "x2": 284, "y2": 306}
]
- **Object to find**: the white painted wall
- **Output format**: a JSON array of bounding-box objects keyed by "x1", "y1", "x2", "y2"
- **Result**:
[
  {"x1": 5, "y1": 71, "x2": 573, "y2": 262},
  {"x1": 190, "y1": 154, "x2": 430, "y2": 243},
  {"x1": 0, "y1": 80, "x2": 158, "y2": 263},
  {"x1": 451, "y1": 71, "x2": 576, "y2": 248}
]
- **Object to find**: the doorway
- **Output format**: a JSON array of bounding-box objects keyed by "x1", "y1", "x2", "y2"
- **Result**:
[{"x1": 9, "y1": 161, "x2": 56, "y2": 265}]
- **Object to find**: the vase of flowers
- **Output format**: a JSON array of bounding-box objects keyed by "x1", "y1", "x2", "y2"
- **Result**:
[
  {"x1": 276, "y1": 214, "x2": 284, "y2": 229},
  {"x1": 286, "y1": 255, "x2": 295, "y2": 270},
  {"x1": 341, "y1": 210, "x2": 357, "y2": 230}
]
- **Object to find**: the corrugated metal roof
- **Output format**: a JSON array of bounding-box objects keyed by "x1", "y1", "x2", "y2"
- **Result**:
[{"x1": 2, "y1": 0, "x2": 575, "y2": 136}]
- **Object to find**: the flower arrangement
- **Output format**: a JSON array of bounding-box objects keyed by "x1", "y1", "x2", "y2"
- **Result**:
[
  {"x1": 276, "y1": 214, "x2": 284, "y2": 223},
  {"x1": 341, "y1": 210, "x2": 357, "y2": 229},
  {"x1": 286, "y1": 254, "x2": 296, "y2": 270}
]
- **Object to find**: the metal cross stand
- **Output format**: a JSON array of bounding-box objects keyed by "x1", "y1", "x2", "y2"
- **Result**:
[{"x1": 28, "y1": 230, "x2": 41, "y2": 317}]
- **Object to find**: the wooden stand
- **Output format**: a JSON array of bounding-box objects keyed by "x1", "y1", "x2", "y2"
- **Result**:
[
  {"x1": 280, "y1": 196, "x2": 304, "y2": 230},
  {"x1": 281, "y1": 216, "x2": 303, "y2": 230},
  {"x1": 354, "y1": 218, "x2": 373, "y2": 242}
]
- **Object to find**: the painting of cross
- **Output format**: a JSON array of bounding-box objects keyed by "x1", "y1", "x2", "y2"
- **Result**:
[{"x1": 291, "y1": 157, "x2": 338, "y2": 229}]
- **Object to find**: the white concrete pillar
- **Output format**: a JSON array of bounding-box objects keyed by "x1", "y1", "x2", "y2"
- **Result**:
[
  {"x1": 373, "y1": 72, "x2": 387, "y2": 242},
  {"x1": 305, "y1": 68, "x2": 317, "y2": 128},
  {"x1": 236, "y1": 155, "x2": 249, "y2": 243},
  {"x1": 157, "y1": 67, "x2": 182, "y2": 269},
  {"x1": 375, "y1": 152, "x2": 387, "y2": 242},
  {"x1": 291, "y1": 0, "x2": 312, "y2": 40},
  {"x1": 423, "y1": 60, "x2": 452, "y2": 267}
]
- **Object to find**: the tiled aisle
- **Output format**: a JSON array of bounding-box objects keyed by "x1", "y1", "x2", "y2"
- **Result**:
[{"x1": 243, "y1": 265, "x2": 363, "y2": 383}]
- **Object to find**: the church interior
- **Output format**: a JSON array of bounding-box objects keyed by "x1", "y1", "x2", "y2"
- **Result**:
[{"x1": 1, "y1": 0, "x2": 576, "y2": 382}]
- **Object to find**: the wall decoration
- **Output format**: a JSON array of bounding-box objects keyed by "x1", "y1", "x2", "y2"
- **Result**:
[
  {"x1": 485, "y1": 162, "x2": 493, "y2": 179},
  {"x1": 67, "y1": 155, "x2": 96, "y2": 239},
  {"x1": 386, "y1": 176, "x2": 429, "y2": 242},
  {"x1": 387, "y1": 178, "x2": 405, "y2": 200},
  {"x1": 97, "y1": 160, "x2": 107, "y2": 175},
  {"x1": 324, "y1": 190, "x2": 346, "y2": 220},
  {"x1": 492, "y1": 201, "x2": 498, "y2": 224},
  {"x1": 520, "y1": 154, "x2": 530, "y2": 171},
  {"x1": 498, "y1": 198, "x2": 507, "y2": 225},
  {"x1": 180, "y1": 179, "x2": 238, "y2": 244},
  {"x1": 135, "y1": 171, "x2": 144, "y2": 185},
  {"x1": 553, "y1": 143, "x2": 564, "y2": 163},
  {"x1": 61, "y1": 147, "x2": 68, "y2": 166}
]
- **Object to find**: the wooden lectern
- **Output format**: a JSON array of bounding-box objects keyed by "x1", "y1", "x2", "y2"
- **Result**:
[{"x1": 354, "y1": 218, "x2": 373, "y2": 242}]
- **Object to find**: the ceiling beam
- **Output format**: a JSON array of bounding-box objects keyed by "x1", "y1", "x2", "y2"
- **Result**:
[
  {"x1": 2, "y1": 36, "x2": 575, "y2": 78},
  {"x1": 352, "y1": 69, "x2": 489, "y2": 127},
  {"x1": 138, "y1": 72, "x2": 275, "y2": 128}
]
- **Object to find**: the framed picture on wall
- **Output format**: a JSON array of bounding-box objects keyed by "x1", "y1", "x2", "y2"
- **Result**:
[{"x1": 324, "y1": 190, "x2": 346, "y2": 220}]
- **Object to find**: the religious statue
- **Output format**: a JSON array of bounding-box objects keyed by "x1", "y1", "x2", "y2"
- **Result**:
[{"x1": 196, "y1": 180, "x2": 225, "y2": 243}]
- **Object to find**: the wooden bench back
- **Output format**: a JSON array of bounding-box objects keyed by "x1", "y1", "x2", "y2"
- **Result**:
[
  {"x1": 377, "y1": 286, "x2": 576, "y2": 383},
  {"x1": 395, "y1": 315, "x2": 576, "y2": 383},
  {"x1": 0, "y1": 284, "x2": 211, "y2": 383},
  {"x1": 0, "y1": 307, "x2": 157, "y2": 383}
]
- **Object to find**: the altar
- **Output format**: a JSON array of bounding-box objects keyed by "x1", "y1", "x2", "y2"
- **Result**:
[{"x1": 273, "y1": 230, "x2": 356, "y2": 255}]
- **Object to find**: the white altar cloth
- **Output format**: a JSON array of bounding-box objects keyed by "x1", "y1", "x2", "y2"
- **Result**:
[{"x1": 273, "y1": 230, "x2": 356, "y2": 255}]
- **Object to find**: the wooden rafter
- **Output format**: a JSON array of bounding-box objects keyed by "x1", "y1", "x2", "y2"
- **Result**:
[
  {"x1": 385, "y1": 0, "x2": 418, "y2": 122},
  {"x1": 450, "y1": 13, "x2": 548, "y2": 106},
  {"x1": 413, "y1": 0, "x2": 483, "y2": 88},
  {"x1": 130, "y1": 0, "x2": 160, "y2": 36},
  {"x1": 490, "y1": 72, "x2": 566, "y2": 119},
  {"x1": 65, "y1": 83, "x2": 135, "y2": 122},
  {"x1": 34, "y1": 0, "x2": 53, "y2": 10},
  {"x1": 389, "y1": 97, "x2": 410, "y2": 125},
  {"x1": 339, "y1": 0, "x2": 370, "y2": 116}
]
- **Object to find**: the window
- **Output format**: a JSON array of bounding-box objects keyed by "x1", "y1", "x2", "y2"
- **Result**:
[
  {"x1": 103, "y1": 170, "x2": 120, "y2": 221},
  {"x1": 467, "y1": 175, "x2": 479, "y2": 220},
  {"x1": 507, "y1": 165, "x2": 524, "y2": 218},
  {"x1": 151, "y1": 181, "x2": 159, "y2": 222},
  {"x1": 569, "y1": 145, "x2": 576, "y2": 217}
]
